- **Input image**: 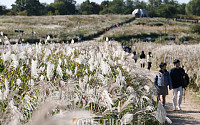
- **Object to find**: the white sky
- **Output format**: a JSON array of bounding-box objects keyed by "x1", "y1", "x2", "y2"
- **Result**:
[{"x1": 0, "y1": 0, "x2": 190, "y2": 9}]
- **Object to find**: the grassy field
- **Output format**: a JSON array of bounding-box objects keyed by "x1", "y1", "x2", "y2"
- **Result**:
[
  {"x1": 0, "y1": 15, "x2": 133, "y2": 42},
  {"x1": 104, "y1": 18, "x2": 200, "y2": 43}
]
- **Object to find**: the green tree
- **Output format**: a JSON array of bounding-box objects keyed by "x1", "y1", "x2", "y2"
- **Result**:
[
  {"x1": 59, "y1": 0, "x2": 76, "y2": 14},
  {"x1": 149, "y1": 0, "x2": 155, "y2": 7},
  {"x1": 177, "y1": 3, "x2": 186, "y2": 15},
  {"x1": 40, "y1": 3, "x2": 48, "y2": 15},
  {"x1": 157, "y1": 4, "x2": 177, "y2": 17},
  {"x1": 48, "y1": 0, "x2": 76, "y2": 15},
  {"x1": 79, "y1": 0, "x2": 102, "y2": 14},
  {"x1": 12, "y1": 0, "x2": 26, "y2": 12},
  {"x1": 124, "y1": 0, "x2": 134, "y2": 14},
  {"x1": 99, "y1": 1, "x2": 111, "y2": 14},
  {"x1": 0, "y1": 5, "x2": 8, "y2": 15},
  {"x1": 101, "y1": 0, "x2": 110, "y2": 7},
  {"x1": 149, "y1": 0, "x2": 162, "y2": 7},
  {"x1": 12, "y1": 0, "x2": 46, "y2": 16},
  {"x1": 79, "y1": 0, "x2": 91, "y2": 14},
  {"x1": 147, "y1": 8, "x2": 158, "y2": 17},
  {"x1": 169, "y1": 0, "x2": 178, "y2": 5},
  {"x1": 163, "y1": 0, "x2": 169, "y2": 4},
  {"x1": 156, "y1": 0, "x2": 162, "y2": 6},
  {"x1": 133, "y1": 0, "x2": 147, "y2": 9},
  {"x1": 109, "y1": 0, "x2": 125, "y2": 14},
  {"x1": 48, "y1": 1, "x2": 66, "y2": 15},
  {"x1": 55, "y1": 0, "x2": 76, "y2": 4},
  {"x1": 186, "y1": 0, "x2": 200, "y2": 16}
]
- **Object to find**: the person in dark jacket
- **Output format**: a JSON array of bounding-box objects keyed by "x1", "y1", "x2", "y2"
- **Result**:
[
  {"x1": 154, "y1": 63, "x2": 172, "y2": 106},
  {"x1": 140, "y1": 51, "x2": 145, "y2": 68},
  {"x1": 169, "y1": 59, "x2": 185, "y2": 111}
]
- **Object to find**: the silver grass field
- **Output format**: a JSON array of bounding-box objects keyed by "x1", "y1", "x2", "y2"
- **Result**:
[
  {"x1": 0, "y1": 41, "x2": 170, "y2": 124},
  {"x1": 134, "y1": 42, "x2": 200, "y2": 91}
]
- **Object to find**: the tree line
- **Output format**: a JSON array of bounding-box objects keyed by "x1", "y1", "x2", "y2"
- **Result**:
[{"x1": 0, "y1": 0, "x2": 200, "y2": 17}]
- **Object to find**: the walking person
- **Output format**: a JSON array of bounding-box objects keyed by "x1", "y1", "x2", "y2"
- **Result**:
[
  {"x1": 169, "y1": 59, "x2": 186, "y2": 111},
  {"x1": 140, "y1": 51, "x2": 145, "y2": 68},
  {"x1": 132, "y1": 51, "x2": 138, "y2": 63},
  {"x1": 147, "y1": 52, "x2": 152, "y2": 70},
  {"x1": 154, "y1": 62, "x2": 172, "y2": 106}
]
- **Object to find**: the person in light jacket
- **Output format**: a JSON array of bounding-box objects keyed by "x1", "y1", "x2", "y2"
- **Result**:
[
  {"x1": 147, "y1": 52, "x2": 152, "y2": 70},
  {"x1": 132, "y1": 51, "x2": 138, "y2": 63},
  {"x1": 154, "y1": 62, "x2": 172, "y2": 106}
]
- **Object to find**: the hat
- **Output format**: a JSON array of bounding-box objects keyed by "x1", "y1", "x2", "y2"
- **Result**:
[{"x1": 173, "y1": 59, "x2": 180, "y2": 64}]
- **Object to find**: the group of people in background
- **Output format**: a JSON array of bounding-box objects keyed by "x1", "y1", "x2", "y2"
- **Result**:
[
  {"x1": 132, "y1": 50, "x2": 187, "y2": 111},
  {"x1": 132, "y1": 50, "x2": 153, "y2": 70}
]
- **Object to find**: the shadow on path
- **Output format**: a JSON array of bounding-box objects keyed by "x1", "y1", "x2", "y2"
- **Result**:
[{"x1": 165, "y1": 91, "x2": 200, "y2": 125}]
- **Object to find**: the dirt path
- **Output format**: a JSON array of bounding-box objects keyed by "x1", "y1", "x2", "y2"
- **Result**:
[
  {"x1": 93, "y1": 34, "x2": 104, "y2": 41},
  {"x1": 165, "y1": 90, "x2": 200, "y2": 125}
]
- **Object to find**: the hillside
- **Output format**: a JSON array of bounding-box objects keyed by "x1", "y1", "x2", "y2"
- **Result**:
[{"x1": 0, "y1": 15, "x2": 133, "y2": 42}]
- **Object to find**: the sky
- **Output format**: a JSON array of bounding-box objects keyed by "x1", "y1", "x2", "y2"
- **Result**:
[{"x1": 0, "y1": 0, "x2": 190, "y2": 9}]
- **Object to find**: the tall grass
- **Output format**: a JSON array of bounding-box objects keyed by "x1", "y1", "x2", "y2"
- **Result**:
[
  {"x1": 134, "y1": 42, "x2": 200, "y2": 91},
  {"x1": 0, "y1": 41, "x2": 169, "y2": 124}
]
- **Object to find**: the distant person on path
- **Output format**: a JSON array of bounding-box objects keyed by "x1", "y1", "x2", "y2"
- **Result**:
[
  {"x1": 154, "y1": 62, "x2": 172, "y2": 106},
  {"x1": 140, "y1": 51, "x2": 146, "y2": 68},
  {"x1": 169, "y1": 59, "x2": 186, "y2": 111},
  {"x1": 121, "y1": 42, "x2": 126, "y2": 49},
  {"x1": 132, "y1": 51, "x2": 138, "y2": 63},
  {"x1": 147, "y1": 52, "x2": 153, "y2": 70}
]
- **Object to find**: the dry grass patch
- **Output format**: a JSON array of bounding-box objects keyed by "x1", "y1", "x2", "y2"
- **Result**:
[
  {"x1": 104, "y1": 18, "x2": 198, "y2": 43},
  {"x1": 0, "y1": 15, "x2": 133, "y2": 41}
]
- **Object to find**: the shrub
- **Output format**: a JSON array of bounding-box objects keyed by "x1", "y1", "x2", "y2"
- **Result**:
[
  {"x1": 54, "y1": 10, "x2": 60, "y2": 15},
  {"x1": 48, "y1": 11, "x2": 53, "y2": 15},
  {"x1": 82, "y1": 11, "x2": 88, "y2": 15},
  {"x1": 17, "y1": 10, "x2": 28, "y2": 16},
  {"x1": 7, "y1": 10, "x2": 16, "y2": 15},
  {"x1": 179, "y1": 36, "x2": 193, "y2": 42},
  {"x1": 0, "y1": 59, "x2": 5, "y2": 72},
  {"x1": 148, "y1": 22, "x2": 163, "y2": 26},
  {"x1": 190, "y1": 24, "x2": 200, "y2": 34}
]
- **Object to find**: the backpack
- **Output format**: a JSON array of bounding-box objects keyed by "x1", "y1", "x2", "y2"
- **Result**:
[
  {"x1": 155, "y1": 72, "x2": 165, "y2": 86},
  {"x1": 132, "y1": 54, "x2": 138, "y2": 60},
  {"x1": 182, "y1": 73, "x2": 189, "y2": 89}
]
